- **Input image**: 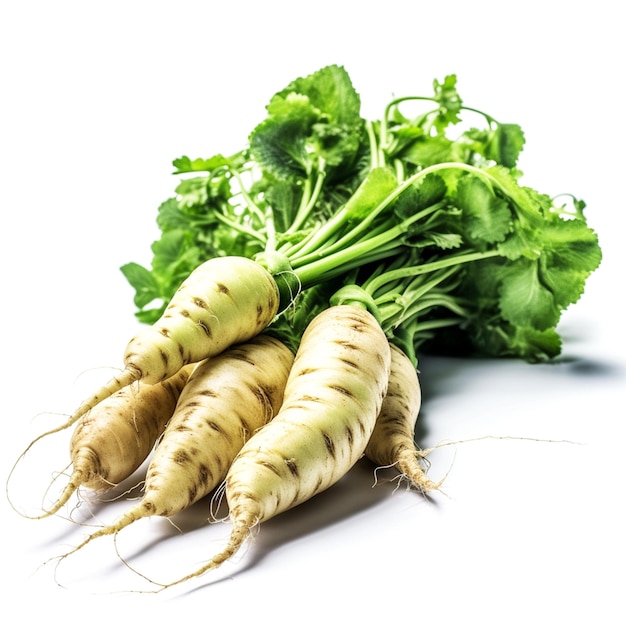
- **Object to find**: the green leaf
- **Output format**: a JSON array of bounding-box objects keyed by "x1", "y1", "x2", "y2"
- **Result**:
[
  {"x1": 260, "y1": 176, "x2": 303, "y2": 232},
  {"x1": 432, "y1": 74, "x2": 463, "y2": 132},
  {"x1": 463, "y1": 321, "x2": 562, "y2": 361},
  {"x1": 150, "y1": 230, "x2": 198, "y2": 274},
  {"x1": 507, "y1": 326, "x2": 562, "y2": 361},
  {"x1": 414, "y1": 173, "x2": 448, "y2": 209},
  {"x1": 119, "y1": 262, "x2": 160, "y2": 309},
  {"x1": 249, "y1": 99, "x2": 318, "y2": 179},
  {"x1": 343, "y1": 166, "x2": 398, "y2": 220},
  {"x1": 310, "y1": 121, "x2": 362, "y2": 167},
  {"x1": 270, "y1": 64, "x2": 361, "y2": 127},
  {"x1": 400, "y1": 135, "x2": 454, "y2": 167},
  {"x1": 456, "y1": 175, "x2": 512, "y2": 245},
  {"x1": 394, "y1": 173, "x2": 448, "y2": 223},
  {"x1": 421, "y1": 232, "x2": 463, "y2": 249},
  {"x1": 174, "y1": 176, "x2": 211, "y2": 208},
  {"x1": 538, "y1": 217, "x2": 602, "y2": 309},
  {"x1": 250, "y1": 65, "x2": 364, "y2": 180},
  {"x1": 172, "y1": 154, "x2": 230, "y2": 174},
  {"x1": 497, "y1": 227, "x2": 542, "y2": 261},
  {"x1": 155, "y1": 197, "x2": 190, "y2": 231},
  {"x1": 485, "y1": 165, "x2": 543, "y2": 225},
  {"x1": 498, "y1": 260, "x2": 561, "y2": 330},
  {"x1": 485, "y1": 123, "x2": 525, "y2": 168}
]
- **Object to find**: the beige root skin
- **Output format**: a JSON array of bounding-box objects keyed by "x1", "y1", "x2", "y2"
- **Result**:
[
  {"x1": 9, "y1": 366, "x2": 194, "y2": 520},
  {"x1": 366, "y1": 343, "x2": 443, "y2": 494},
  {"x1": 26, "y1": 257, "x2": 280, "y2": 449},
  {"x1": 52, "y1": 334, "x2": 294, "y2": 562},
  {"x1": 146, "y1": 305, "x2": 391, "y2": 591}
]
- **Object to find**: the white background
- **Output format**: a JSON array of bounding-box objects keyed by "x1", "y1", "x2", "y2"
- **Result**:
[{"x1": 1, "y1": 1, "x2": 624, "y2": 623}]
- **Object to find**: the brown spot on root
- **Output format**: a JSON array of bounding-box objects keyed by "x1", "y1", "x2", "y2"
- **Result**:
[
  {"x1": 260, "y1": 460, "x2": 282, "y2": 476},
  {"x1": 329, "y1": 384, "x2": 355, "y2": 399},
  {"x1": 199, "y1": 388, "x2": 218, "y2": 397},
  {"x1": 345, "y1": 425, "x2": 354, "y2": 446},
  {"x1": 333, "y1": 339, "x2": 359, "y2": 350},
  {"x1": 313, "y1": 475, "x2": 324, "y2": 492},
  {"x1": 216, "y1": 282, "x2": 230, "y2": 295},
  {"x1": 297, "y1": 367, "x2": 320, "y2": 376},
  {"x1": 239, "y1": 417, "x2": 254, "y2": 439},
  {"x1": 206, "y1": 420, "x2": 232, "y2": 445},
  {"x1": 193, "y1": 297, "x2": 208, "y2": 309},
  {"x1": 198, "y1": 463, "x2": 212, "y2": 486},
  {"x1": 197, "y1": 320, "x2": 212, "y2": 338},
  {"x1": 284, "y1": 457, "x2": 299, "y2": 477},
  {"x1": 230, "y1": 352, "x2": 256, "y2": 366},
  {"x1": 207, "y1": 420, "x2": 223, "y2": 433},
  {"x1": 322, "y1": 432, "x2": 336, "y2": 458},
  {"x1": 356, "y1": 418, "x2": 367, "y2": 437},
  {"x1": 300, "y1": 394, "x2": 321, "y2": 402},
  {"x1": 173, "y1": 450, "x2": 191, "y2": 465},
  {"x1": 339, "y1": 358, "x2": 359, "y2": 369}
]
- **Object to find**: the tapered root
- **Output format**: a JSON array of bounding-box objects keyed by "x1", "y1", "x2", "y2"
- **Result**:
[
  {"x1": 22, "y1": 368, "x2": 141, "y2": 457},
  {"x1": 29, "y1": 468, "x2": 88, "y2": 520},
  {"x1": 154, "y1": 510, "x2": 259, "y2": 591},
  {"x1": 7, "y1": 368, "x2": 141, "y2": 518},
  {"x1": 62, "y1": 368, "x2": 142, "y2": 435},
  {"x1": 56, "y1": 500, "x2": 154, "y2": 561},
  {"x1": 396, "y1": 447, "x2": 445, "y2": 494}
]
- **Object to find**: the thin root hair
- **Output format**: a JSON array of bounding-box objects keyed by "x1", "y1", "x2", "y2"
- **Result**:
[
  {"x1": 96, "y1": 479, "x2": 147, "y2": 503},
  {"x1": 109, "y1": 514, "x2": 262, "y2": 593},
  {"x1": 371, "y1": 461, "x2": 402, "y2": 487},
  {"x1": 71, "y1": 363, "x2": 126, "y2": 388},
  {"x1": 428, "y1": 434, "x2": 584, "y2": 451},
  {"x1": 208, "y1": 481, "x2": 229, "y2": 523},
  {"x1": 276, "y1": 269, "x2": 303, "y2": 310},
  {"x1": 5, "y1": 413, "x2": 73, "y2": 516}
]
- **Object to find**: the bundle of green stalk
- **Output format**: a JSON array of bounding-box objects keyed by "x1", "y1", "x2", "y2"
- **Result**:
[{"x1": 13, "y1": 65, "x2": 601, "y2": 590}]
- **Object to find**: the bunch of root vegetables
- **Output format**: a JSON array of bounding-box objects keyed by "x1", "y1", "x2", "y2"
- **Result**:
[{"x1": 8, "y1": 65, "x2": 601, "y2": 591}]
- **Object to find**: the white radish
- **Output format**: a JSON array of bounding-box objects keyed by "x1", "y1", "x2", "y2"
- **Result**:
[
  {"x1": 9, "y1": 365, "x2": 194, "y2": 519},
  {"x1": 365, "y1": 343, "x2": 441, "y2": 493},
  {"x1": 54, "y1": 334, "x2": 294, "y2": 557},
  {"x1": 29, "y1": 256, "x2": 280, "y2": 444},
  {"x1": 154, "y1": 304, "x2": 391, "y2": 589}
]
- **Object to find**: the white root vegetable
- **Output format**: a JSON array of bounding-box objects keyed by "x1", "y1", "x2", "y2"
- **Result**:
[
  {"x1": 9, "y1": 365, "x2": 194, "y2": 519},
  {"x1": 154, "y1": 304, "x2": 391, "y2": 590},
  {"x1": 55, "y1": 334, "x2": 294, "y2": 557},
  {"x1": 29, "y1": 256, "x2": 280, "y2": 444},
  {"x1": 365, "y1": 343, "x2": 441, "y2": 493}
]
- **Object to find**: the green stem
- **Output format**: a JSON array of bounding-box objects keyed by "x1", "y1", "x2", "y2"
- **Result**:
[
  {"x1": 285, "y1": 159, "x2": 327, "y2": 234},
  {"x1": 212, "y1": 212, "x2": 267, "y2": 244},
  {"x1": 288, "y1": 162, "x2": 455, "y2": 265},
  {"x1": 365, "y1": 249, "x2": 496, "y2": 295},
  {"x1": 229, "y1": 167, "x2": 266, "y2": 224},
  {"x1": 366, "y1": 119, "x2": 384, "y2": 169},
  {"x1": 264, "y1": 206, "x2": 277, "y2": 253},
  {"x1": 291, "y1": 209, "x2": 427, "y2": 286},
  {"x1": 380, "y1": 96, "x2": 438, "y2": 151}
]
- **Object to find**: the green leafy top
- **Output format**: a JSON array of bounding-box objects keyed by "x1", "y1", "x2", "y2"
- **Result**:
[{"x1": 121, "y1": 65, "x2": 602, "y2": 360}]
